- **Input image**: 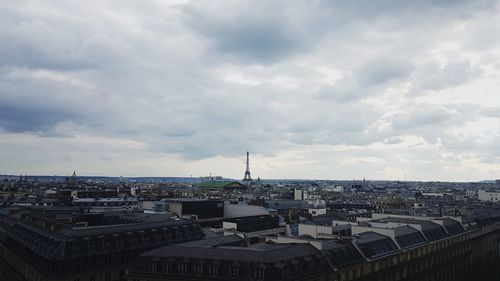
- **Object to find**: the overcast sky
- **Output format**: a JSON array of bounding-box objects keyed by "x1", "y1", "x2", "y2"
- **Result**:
[{"x1": 1, "y1": 0, "x2": 500, "y2": 181}]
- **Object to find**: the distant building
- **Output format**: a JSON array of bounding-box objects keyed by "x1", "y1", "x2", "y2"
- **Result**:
[
  {"x1": 72, "y1": 197, "x2": 140, "y2": 212},
  {"x1": 478, "y1": 190, "x2": 500, "y2": 202},
  {"x1": 166, "y1": 199, "x2": 224, "y2": 226},
  {"x1": 223, "y1": 202, "x2": 269, "y2": 218},
  {"x1": 294, "y1": 189, "x2": 308, "y2": 200},
  {"x1": 199, "y1": 175, "x2": 223, "y2": 182},
  {"x1": 197, "y1": 181, "x2": 246, "y2": 190}
]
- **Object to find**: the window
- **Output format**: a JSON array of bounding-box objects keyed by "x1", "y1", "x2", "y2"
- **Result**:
[
  {"x1": 150, "y1": 260, "x2": 159, "y2": 272},
  {"x1": 254, "y1": 268, "x2": 265, "y2": 280},
  {"x1": 164, "y1": 262, "x2": 172, "y2": 273},
  {"x1": 139, "y1": 232, "x2": 146, "y2": 243},
  {"x1": 113, "y1": 235, "x2": 120, "y2": 247},
  {"x1": 230, "y1": 266, "x2": 239, "y2": 278},
  {"x1": 178, "y1": 263, "x2": 187, "y2": 273},
  {"x1": 194, "y1": 264, "x2": 203, "y2": 275},
  {"x1": 209, "y1": 265, "x2": 219, "y2": 276}
]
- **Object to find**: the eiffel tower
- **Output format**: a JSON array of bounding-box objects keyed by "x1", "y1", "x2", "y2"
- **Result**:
[{"x1": 243, "y1": 151, "x2": 253, "y2": 182}]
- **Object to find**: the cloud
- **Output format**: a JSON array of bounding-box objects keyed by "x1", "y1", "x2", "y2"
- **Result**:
[
  {"x1": 410, "y1": 60, "x2": 482, "y2": 93},
  {"x1": 181, "y1": 1, "x2": 311, "y2": 64},
  {"x1": 317, "y1": 57, "x2": 414, "y2": 102},
  {"x1": 0, "y1": 0, "x2": 499, "y2": 180}
]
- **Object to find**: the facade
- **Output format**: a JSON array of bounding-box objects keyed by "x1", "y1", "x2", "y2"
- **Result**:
[
  {"x1": 478, "y1": 190, "x2": 500, "y2": 202},
  {"x1": 127, "y1": 214, "x2": 500, "y2": 281},
  {"x1": 0, "y1": 207, "x2": 204, "y2": 281},
  {"x1": 127, "y1": 239, "x2": 364, "y2": 281},
  {"x1": 72, "y1": 198, "x2": 140, "y2": 212},
  {"x1": 166, "y1": 199, "x2": 224, "y2": 227},
  {"x1": 197, "y1": 181, "x2": 246, "y2": 190},
  {"x1": 294, "y1": 189, "x2": 308, "y2": 200}
]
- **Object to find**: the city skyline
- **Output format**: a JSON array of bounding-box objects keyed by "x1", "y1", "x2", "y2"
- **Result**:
[{"x1": 1, "y1": 1, "x2": 500, "y2": 181}]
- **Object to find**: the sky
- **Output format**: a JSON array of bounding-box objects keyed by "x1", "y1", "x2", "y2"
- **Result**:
[{"x1": 1, "y1": 0, "x2": 500, "y2": 181}]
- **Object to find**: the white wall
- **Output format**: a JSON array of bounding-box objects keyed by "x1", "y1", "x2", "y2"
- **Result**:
[
  {"x1": 298, "y1": 223, "x2": 332, "y2": 238},
  {"x1": 479, "y1": 190, "x2": 500, "y2": 202}
]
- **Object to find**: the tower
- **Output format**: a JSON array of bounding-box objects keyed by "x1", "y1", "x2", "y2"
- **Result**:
[{"x1": 243, "y1": 151, "x2": 252, "y2": 181}]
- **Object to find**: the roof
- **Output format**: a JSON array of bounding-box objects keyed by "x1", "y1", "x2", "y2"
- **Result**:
[
  {"x1": 0, "y1": 207, "x2": 204, "y2": 261},
  {"x1": 177, "y1": 234, "x2": 244, "y2": 247},
  {"x1": 376, "y1": 217, "x2": 450, "y2": 241},
  {"x1": 353, "y1": 232, "x2": 400, "y2": 259},
  {"x1": 394, "y1": 226, "x2": 427, "y2": 249},
  {"x1": 441, "y1": 218, "x2": 466, "y2": 235},
  {"x1": 198, "y1": 181, "x2": 246, "y2": 189},
  {"x1": 142, "y1": 242, "x2": 320, "y2": 264}
]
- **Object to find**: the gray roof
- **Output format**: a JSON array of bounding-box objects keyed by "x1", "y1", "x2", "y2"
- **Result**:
[{"x1": 353, "y1": 232, "x2": 400, "y2": 259}]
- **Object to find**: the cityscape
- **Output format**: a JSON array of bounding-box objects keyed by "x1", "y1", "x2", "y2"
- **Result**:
[
  {"x1": 2, "y1": 1, "x2": 500, "y2": 281},
  {"x1": 1, "y1": 152, "x2": 500, "y2": 281}
]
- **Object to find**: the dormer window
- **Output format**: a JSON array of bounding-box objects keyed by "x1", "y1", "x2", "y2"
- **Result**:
[
  {"x1": 178, "y1": 263, "x2": 187, "y2": 273},
  {"x1": 230, "y1": 266, "x2": 239, "y2": 278},
  {"x1": 209, "y1": 265, "x2": 219, "y2": 276},
  {"x1": 139, "y1": 231, "x2": 146, "y2": 243},
  {"x1": 150, "y1": 260, "x2": 159, "y2": 272},
  {"x1": 254, "y1": 268, "x2": 265, "y2": 280},
  {"x1": 194, "y1": 264, "x2": 203, "y2": 275},
  {"x1": 164, "y1": 262, "x2": 172, "y2": 273},
  {"x1": 113, "y1": 234, "x2": 120, "y2": 247}
]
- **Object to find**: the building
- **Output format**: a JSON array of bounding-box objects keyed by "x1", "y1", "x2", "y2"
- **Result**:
[
  {"x1": 127, "y1": 213, "x2": 500, "y2": 281},
  {"x1": 222, "y1": 215, "x2": 285, "y2": 242},
  {"x1": 0, "y1": 206, "x2": 204, "y2": 281},
  {"x1": 72, "y1": 197, "x2": 140, "y2": 212},
  {"x1": 197, "y1": 181, "x2": 246, "y2": 190},
  {"x1": 166, "y1": 199, "x2": 224, "y2": 226},
  {"x1": 127, "y1": 238, "x2": 364, "y2": 281},
  {"x1": 478, "y1": 190, "x2": 500, "y2": 202},
  {"x1": 294, "y1": 189, "x2": 308, "y2": 200}
]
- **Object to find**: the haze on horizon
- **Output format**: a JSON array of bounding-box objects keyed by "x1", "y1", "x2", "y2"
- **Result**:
[{"x1": 1, "y1": 0, "x2": 500, "y2": 182}]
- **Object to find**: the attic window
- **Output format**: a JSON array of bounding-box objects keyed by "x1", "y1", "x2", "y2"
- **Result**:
[
  {"x1": 209, "y1": 265, "x2": 219, "y2": 276},
  {"x1": 254, "y1": 268, "x2": 265, "y2": 280},
  {"x1": 164, "y1": 262, "x2": 172, "y2": 273}
]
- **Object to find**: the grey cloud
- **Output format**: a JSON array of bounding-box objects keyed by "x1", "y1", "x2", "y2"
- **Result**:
[
  {"x1": 391, "y1": 106, "x2": 459, "y2": 130},
  {"x1": 383, "y1": 137, "x2": 403, "y2": 145},
  {"x1": 0, "y1": 1, "x2": 499, "y2": 180},
  {"x1": 0, "y1": 103, "x2": 78, "y2": 133},
  {"x1": 386, "y1": 103, "x2": 481, "y2": 144},
  {"x1": 317, "y1": 57, "x2": 414, "y2": 102},
  {"x1": 355, "y1": 57, "x2": 414, "y2": 86},
  {"x1": 481, "y1": 106, "x2": 500, "y2": 118},
  {"x1": 318, "y1": 0, "x2": 496, "y2": 21},
  {"x1": 182, "y1": 2, "x2": 308, "y2": 64},
  {"x1": 411, "y1": 60, "x2": 482, "y2": 93}
]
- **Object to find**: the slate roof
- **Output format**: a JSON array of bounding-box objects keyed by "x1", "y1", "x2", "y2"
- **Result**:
[
  {"x1": 441, "y1": 218, "x2": 466, "y2": 235},
  {"x1": 0, "y1": 207, "x2": 204, "y2": 260},
  {"x1": 198, "y1": 181, "x2": 246, "y2": 189},
  {"x1": 142, "y1": 242, "x2": 320, "y2": 264},
  {"x1": 394, "y1": 226, "x2": 427, "y2": 249},
  {"x1": 378, "y1": 217, "x2": 450, "y2": 241},
  {"x1": 353, "y1": 232, "x2": 400, "y2": 259},
  {"x1": 139, "y1": 239, "x2": 363, "y2": 267},
  {"x1": 177, "y1": 234, "x2": 244, "y2": 247}
]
